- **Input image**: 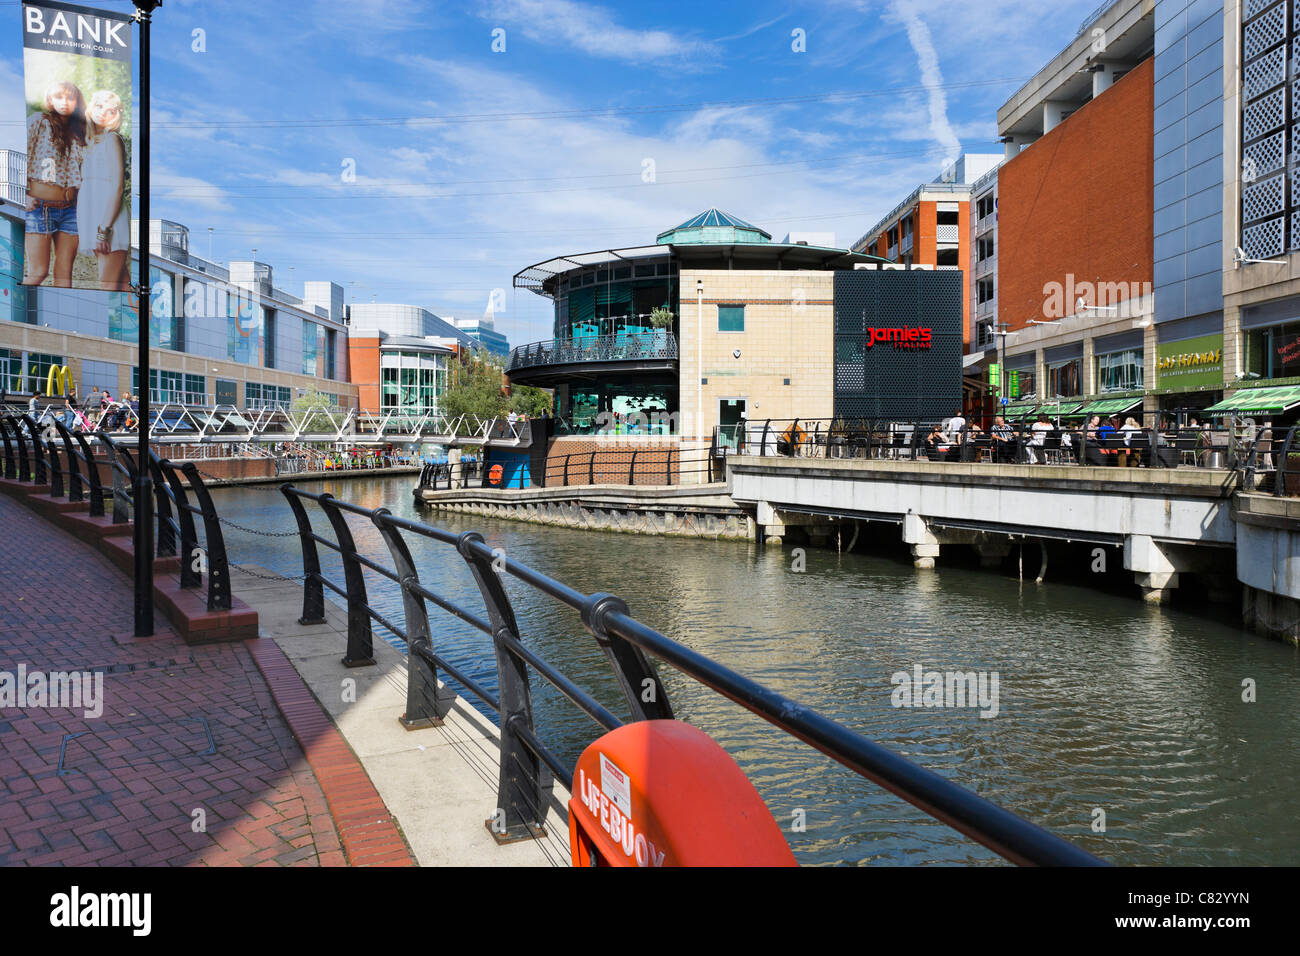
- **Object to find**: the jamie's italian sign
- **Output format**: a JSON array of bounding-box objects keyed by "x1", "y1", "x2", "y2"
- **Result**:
[
  {"x1": 1155, "y1": 333, "x2": 1223, "y2": 390},
  {"x1": 866, "y1": 326, "x2": 933, "y2": 349}
]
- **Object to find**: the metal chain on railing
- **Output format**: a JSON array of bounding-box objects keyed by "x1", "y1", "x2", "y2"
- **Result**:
[{"x1": 226, "y1": 560, "x2": 310, "y2": 581}]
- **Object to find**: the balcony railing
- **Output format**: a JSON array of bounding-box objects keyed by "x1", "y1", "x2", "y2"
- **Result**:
[{"x1": 507, "y1": 331, "x2": 679, "y2": 372}]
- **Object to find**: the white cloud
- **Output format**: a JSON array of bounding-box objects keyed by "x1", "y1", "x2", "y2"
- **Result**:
[
  {"x1": 478, "y1": 0, "x2": 717, "y2": 63},
  {"x1": 886, "y1": 0, "x2": 961, "y2": 168}
]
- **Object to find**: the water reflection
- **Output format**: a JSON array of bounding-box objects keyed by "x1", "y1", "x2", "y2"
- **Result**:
[{"x1": 212, "y1": 476, "x2": 1300, "y2": 866}]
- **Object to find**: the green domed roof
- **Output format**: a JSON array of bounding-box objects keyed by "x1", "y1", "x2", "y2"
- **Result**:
[{"x1": 656, "y1": 208, "x2": 772, "y2": 245}]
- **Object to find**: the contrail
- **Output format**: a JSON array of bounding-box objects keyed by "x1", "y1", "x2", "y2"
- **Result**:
[{"x1": 890, "y1": 0, "x2": 961, "y2": 166}]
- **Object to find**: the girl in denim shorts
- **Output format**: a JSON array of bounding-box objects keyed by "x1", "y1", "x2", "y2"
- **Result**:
[{"x1": 24, "y1": 80, "x2": 86, "y2": 288}]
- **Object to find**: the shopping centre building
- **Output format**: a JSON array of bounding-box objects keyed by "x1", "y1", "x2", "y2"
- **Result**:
[
  {"x1": 950, "y1": 0, "x2": 1300, "y2": 426},
  {"x1": 508, "y1": 208, "x2": 964, "y2": 481},
  {"x1": 1, "y1": 153, "x2": 356, "y2": 412}
]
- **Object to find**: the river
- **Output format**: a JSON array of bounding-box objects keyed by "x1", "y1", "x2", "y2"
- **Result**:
[{"x1": 210, "y1": 475, "x2": 1300, "y2": 866}]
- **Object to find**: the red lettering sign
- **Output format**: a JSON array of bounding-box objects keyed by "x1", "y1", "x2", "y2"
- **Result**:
[{"x1": 866, "y1": 327, "x2": 933, "y2": 349}]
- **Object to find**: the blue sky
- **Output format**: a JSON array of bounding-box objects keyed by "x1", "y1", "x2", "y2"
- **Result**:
[{"x1": 3, "y1": 0, "x2": 1105, "y2": 345}]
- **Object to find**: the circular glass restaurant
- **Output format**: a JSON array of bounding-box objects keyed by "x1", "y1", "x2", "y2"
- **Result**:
[{"x1": 509, "y1": 209, "x2": 881, "y2": 434}]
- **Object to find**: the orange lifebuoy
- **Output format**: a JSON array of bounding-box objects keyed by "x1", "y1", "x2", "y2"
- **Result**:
[
  {"x1": 488, "y1": 464, "x2": 504, "y2": 486},
  {"x1": 568, "y1": 720, "x2": 797, "y2": 867}
]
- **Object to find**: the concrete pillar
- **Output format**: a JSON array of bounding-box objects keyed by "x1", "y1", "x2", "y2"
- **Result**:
[
  {"x1": 1091, "y1": 62, "x2": 1120, "y2": 98},
  {"x1": 448, "y1": 447, "x2": 463, "y2": 488},
  {"x1": 757, "y1": 500, "x2": 788, "y2": 546},
  {"x1": 902, "y1": 513, "x2": 940, "y2": 570},
  {"x1": 1124, "y1": 534, "x2": 1183, "y2": 604},
  {"x1": 1043, "y1": 101, "x2": 1073, "y2": 133}
]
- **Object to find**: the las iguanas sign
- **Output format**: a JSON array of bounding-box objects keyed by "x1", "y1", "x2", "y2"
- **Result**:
[{"x1": 1156, "y1": 333, "x2": 1223, "y2": 390}]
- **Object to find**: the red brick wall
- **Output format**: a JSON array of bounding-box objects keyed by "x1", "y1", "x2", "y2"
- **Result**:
[{"x1": 997, "y1": 58, "x2": 1154, "y2": 331}]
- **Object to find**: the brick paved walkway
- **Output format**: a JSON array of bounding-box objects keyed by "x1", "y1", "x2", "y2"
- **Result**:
[{"x1": 0, "y1": 493, "x2": 405, "y2": 866}]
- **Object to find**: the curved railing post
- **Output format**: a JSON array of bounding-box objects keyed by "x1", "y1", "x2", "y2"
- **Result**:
[
  {"x1": 178, "y1": 463, "x2": 231, "y2": 612},
  {"x1": 22, "y1": 415, "x2": 48, "y2": 486},
  {"x1": 761, "y1": 419, "x2": 771, "y2": 456},
  {"x1": 456, "y1": 530, "x2": 546, "y2": 842},
  {"x1": 52, "y1": 422, "x2": 83, "y2": 503},
  {"x1": 158, "y1": 459, "x2": 201, "y2": 589},
  {"x1": 581, "y1": 593, "x2": 673, "y2": 722},
  {"x1": 76, "y1": 431, "x2": 105, "y2": 517},
  {"x1": 12, "y1": 416, "x2": 32, "y2": 482},
  {"x1": 45, "y1": 427, "x2": 65, "y2": 499},
  {"x1": 317, "y1": 492, "x2": 374, "y2": 666},
  {"x1": 373, "y1": 509, "x2": 451, "y2": 729},
  {"x1": 628, "y1": 450, "x2": 637, "y2": 485},
  {"x1": 588, "y1": 451, "x2": 595, "y2": 486},
  {"x1": 0, "y1": 417, "x2": 15, "y2": 480},
  {"x1": 563, "y1": 454, "x2": 570, "y2": 486},
  {"x1": 280, "y1": 484, "x2": 326, "y2": 625},
  {"x1": 98, "y1": 434, "x2": 135, "y2": 524},
  {"x1": 148, "y1": 452, "x2": 176, "y2": 558},
  {"x1": 1274, "y1": 425, "x2": 1298, "y2": 498}
]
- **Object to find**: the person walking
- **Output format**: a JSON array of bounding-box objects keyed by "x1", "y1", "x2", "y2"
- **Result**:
[{"x1": 84, "y1": 386, "x2": 102, "y2": 427}]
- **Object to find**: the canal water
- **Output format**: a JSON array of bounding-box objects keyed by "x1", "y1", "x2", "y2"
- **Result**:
[{"x1": 212, "y1": 476, "x2": 1300, "y2": 866}]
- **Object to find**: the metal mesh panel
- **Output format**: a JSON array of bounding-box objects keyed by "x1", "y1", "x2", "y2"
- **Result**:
[
  {"x1": 1291, "y1": 210, "x2": 1300, "y2": 249},
  {"x1": 1246, "y1": 2, "x2": 1287, "y2": 61},
  {"x1": 1245, "y1": 45, "x2": 1287, "y2": 100},
  {"x1": 1244, "y1": 216, "x2": 1286, "y2": 258},
  {"x1": 833, "y1": 271, "x2": 962, "y2": 422},
  {"x1": 1248, "y1": 86, "x2": 1287, "y2": 136},
  {"x1": 1249, "y1": 0, "x2": 1280, "y2": 20},
  {"x1": 1244, "y1": 172, "x2": 1287, "y2": 223},
  {"x1": 1244, "y1": 130, "x2": 1286, "y2": 177}
]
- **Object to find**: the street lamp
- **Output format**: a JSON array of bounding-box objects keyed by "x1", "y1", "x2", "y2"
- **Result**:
[{"x1": 132, "y1": 0, "x2": 163, "y2": 637}]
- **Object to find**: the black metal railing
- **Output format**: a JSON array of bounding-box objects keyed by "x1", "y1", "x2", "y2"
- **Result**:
[
  {"x1": 1, "y1": 414, "x2": 233, "y2": 611},
  {"x1": 731, "y1": 413, "x2": 1256, "y2": 473},
  {"x1": 507, "y1": 331, "x2": 679, "y2": 372},
  {"x1": 280, "y1": 483, "x2": 1105, "y2": 866}
]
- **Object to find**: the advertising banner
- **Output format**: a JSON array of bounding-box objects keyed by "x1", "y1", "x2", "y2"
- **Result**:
[
  {"x1": 21, "y1": 0, "x2": 132, "y2": 292},
  {"x1": 1155, "y1": 333, "x2": 1223, "y2": 391}
]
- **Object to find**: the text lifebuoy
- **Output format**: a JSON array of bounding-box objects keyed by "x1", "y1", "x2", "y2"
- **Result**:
[{"x1": 488, "y1": 464, "x2": 504, "y2": 485}]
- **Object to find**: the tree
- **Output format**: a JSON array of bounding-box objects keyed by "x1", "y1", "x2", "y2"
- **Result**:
[
  {"x1": 291, "y1": 386, "x2": 338, "y2": 435},
  {"x1": 441, "y1": 347, "x2": 552, "y2": 421}
]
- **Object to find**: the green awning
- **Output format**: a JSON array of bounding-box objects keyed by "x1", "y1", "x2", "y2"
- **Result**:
[
  {"x1": 1203, "y1": 385, "x2": 1300, "y2": 416},
  {"x1": 1002, "y1": 402, "x2": 1038, "y2": 417},
  {"x1": 1079, "y1": 397, "x2": 1143, "y2": 416},
  {"x1": 1037, "y1": 401, "x2": 1085, "y2": 416}
]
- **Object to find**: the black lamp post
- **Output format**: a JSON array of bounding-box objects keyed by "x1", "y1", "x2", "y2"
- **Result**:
[{"x1": 132, "y1": 0, "x2": 162, "y2": 637}]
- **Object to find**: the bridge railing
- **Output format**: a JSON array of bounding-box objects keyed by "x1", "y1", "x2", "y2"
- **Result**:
[
  {"x1": 278, "y1": 482, "x2": 1104, "y2": 865},
  {"x1": 734, "y1": 414, "x2": 1249, "y2": 471}
]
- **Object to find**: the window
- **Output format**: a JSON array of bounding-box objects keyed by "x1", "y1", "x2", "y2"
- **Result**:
[
  {"x1": 718, "y1": 305, "x2": 745, "y2": 333},
  {"x1": 1008, "y1": 368, "x2": 1036, "y2": 399},
  {"x1": 325, "y1": 328, "x2": 337, "y2": 380},
  {"x1": 1245, "y1": 320, "x2": 1300, "y2": 379},
  {"x1": 976, "y1": 278, "x2": 995, "y2": 305},
  {"x1": 183, "y1": 374, "x2": 207, "y2": 405},
  {"x1": 131, "y1": 367, "x2": 185, "y2": 404},
  {"x1": 264, "y1": 309, "x2": 277, "y2": 369},
  {"x1": 977, "y1": 237, "x2": 995, "y2": 261},
  {"x1": 1096, "y1": 349, "x2": 1144, "y2": 393},
  {"x1": 302, "y1": 320, "x2": 319, "y2": 376},
  {"x1": 977, "y1": 195, "x2": 996, "y2": 219},
  {"x1": 26, "y1": 353, "x2": 65, "y2": 395},
  {"x1": 0, "y1": 348, "x2": 22, "y2": 393},
  {"x1": 1046, "y1": 358, "x2": 1083, "y2": 398}
]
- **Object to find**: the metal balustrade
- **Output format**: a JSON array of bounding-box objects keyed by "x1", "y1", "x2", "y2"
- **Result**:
[
  {"x1": 1, "y1": 414, "x2": 233, "y2": 611},
  {"x1": 279, "y1": 482, "x2": 1105, "y2": 865},
  {"x1": 507, "y1": 331, "x2": 679, "y2": 372}
]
